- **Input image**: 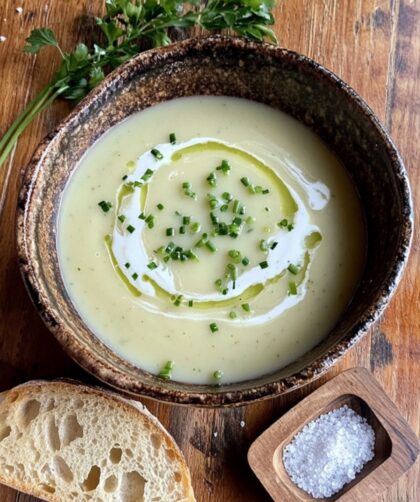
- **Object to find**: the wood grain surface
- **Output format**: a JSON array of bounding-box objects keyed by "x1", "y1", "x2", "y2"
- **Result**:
[{"x1": 0, "y1": 1, "x2": 419, "y2": 501}]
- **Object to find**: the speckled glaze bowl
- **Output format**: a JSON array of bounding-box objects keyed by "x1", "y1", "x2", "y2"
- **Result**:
[{"x1": 17, "y1": 37, "x2": 412, "y2": 406}]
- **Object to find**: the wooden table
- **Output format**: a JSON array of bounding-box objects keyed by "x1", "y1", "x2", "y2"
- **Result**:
[{"x1": 0, "y1": 1, "x2": 418, "y2": 501}]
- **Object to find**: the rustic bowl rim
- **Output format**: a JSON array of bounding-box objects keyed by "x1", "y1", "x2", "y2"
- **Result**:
[{"x1": 16, "y1": 36, "x2": 413, "y2": 406}]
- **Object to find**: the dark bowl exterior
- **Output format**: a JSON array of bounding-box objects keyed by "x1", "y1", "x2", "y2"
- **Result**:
[{"x1": 16, "y1": 37, "x2": 413, "y2": 406}]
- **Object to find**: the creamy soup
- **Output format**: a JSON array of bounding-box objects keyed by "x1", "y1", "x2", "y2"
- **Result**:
[{"x1": 57, "y1": 96, "x2": 365, "y2": 384}]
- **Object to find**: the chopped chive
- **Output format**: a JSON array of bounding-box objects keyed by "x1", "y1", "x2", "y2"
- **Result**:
[
  {"x1": 228, "y1": 249, "x2": 241, "y2": 259},
  {"x1": 188, "y1": 299, "x2": 194, "y2": 307},
  {"x1": 220, "y1": 204, "x2": 228, "y2": 212},
  {"x1": 98, "y1": 200, "x2": 112, "y2": 213},
  {"x1": 216, "y1": 160, "x2": 231, "y2": 174},
  {"x1": 145, "y1": 214, "x2": 155, "y2": 228},
  {"x1": 210, "y1": 212, "x2": 219, "y2": 225},
  {"x1": 151, "y1": 148, "x2": 163, "y2": 160},
  {"x1": 147, "y1": 261, "x2": 158, "y2": 270},
  {"x1": 227, "y1": 263, "x2": 237, "y2": 280},
  {"x1": 287, "y1": 223, "x2": 294, "y2": 231},
  {"x1": 190, "y1": 222, "x2": 201, "y2": 233},
  {"x1": 179, "y1": 225, "x2": 186, "y2": 234},
  {"x1": 159, "y1": 360, "x2": 174, "y2": 380},
  {"x1": 173, "y1": 294, "x2": 183, "y2": 306},
  {"x1": 222, "y1": 288, "x2": 228, "y2": 295},
  {"x1": 248, "y1": 184, "x2": 256, "y2": 194},
  {"x1": 259, "y1": 239, "x2": 268, "y2": 251},
  {"x1": 133, "y1": 180, "x2": 143, "y2": 188},
  {"x1": 209, "y1": 322, "x2": 219, "y2": 333},
  {"x1": 270, "y1": 241, "x2": 278, "y2": 250},
  {"x1": 242, "y1": 256, "x2": 250, "y2": 266},
  {"x1": 157, "y1": 203, "x2": 164, "y2": 211},
  {"x1": 122, "y1": 174, "x2": 128, "y2": 180},
  {"x1": 288, "y1": 281, "x2": 298, "y2": 295},
  {"x1": 255, "y1": 185, "x2": 263, "y2": 194},
  {"x1": 182, "y1": 181, "x2": 191, "y2": 189},
  {"x1": 262, "y1": 188, "x2": 270, "y2": 194},
  {"x1": 228, "y1": 311, "x2": 237, "y2": 319},
  {"x1": 182, "y1": 216, "x2": 191, "y2": 225},
  {"x1": 240, "y1": 176, "x2": 250, "y2": 187},
  {"x1": 124, "y1": 262, "x2": 130, "y2": 269},
  {"x1": 166, "y1": 227, "x2": 175, "y2": 236},
  {"x1": 215, "y1": 278, "x2": 222, "y2": 289},
  {"x1": 141, "y1": 168, "x2": 154, "y2": 181},
  {"x1": 232, "y1": 199, "x2": 240, "y2": 213},
  {"x1": 278, "y1": 218, "x2": 288, "y2": 228},
  {"x1": 213, "y1": 369, "x2": 224, "y2": 380},
  {"x1": 126, "y1": 224, "x2": 135, "y2": 234},
  {"x1": 165, "y1": 242, "x2": 175, "y2": 253},
  {"x1": 259, "y1": 260, "x2": 269, "y2": 269},
  {"x1": 169, "y1": 132, "x2": 176, "y2": 144},
  {"x1": 241, "y1": 303, "x2": 251, "y2": 312},
  {"x1": 138, "y1": 212, "x2": 146, "y2": 220},
  {"x1": 265, "y1": 207, "x2": 270, "y2": 212},
  {"x1": 206, "y1": 240, "x2": 217, "y2": 252},
  {"x1": 222, "y1": 192, "x2": 233, "y2": 202},
  {"x1": 118, "y1": 214, "x2": 126, "y2": 223},
  {"x1": 246, "y1": 216, "x2": 255, "y2": 225},
  {"x1": 207, "y1": 172, "x2": 217, "y2": 187},
  {"x1": 288, "y1": 264, "x2": 299, "y2": 275},
  {"x1": 132, "y1": 272, "x2": 138, "y2": 280}
]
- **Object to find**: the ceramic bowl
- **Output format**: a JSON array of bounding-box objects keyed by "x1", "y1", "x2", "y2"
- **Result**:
[{"x1": 17, "y1": 37, "x2": 413, "y2": 406}]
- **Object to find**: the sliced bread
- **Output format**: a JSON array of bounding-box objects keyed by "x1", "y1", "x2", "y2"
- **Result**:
[{"x1": 0, "y1": 380, "x2": 195, "y2": 502}]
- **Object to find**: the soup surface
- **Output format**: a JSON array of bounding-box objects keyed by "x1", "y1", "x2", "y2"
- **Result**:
[{"x1": 58, "y1": 96, "x2": 365, "y2": 384}]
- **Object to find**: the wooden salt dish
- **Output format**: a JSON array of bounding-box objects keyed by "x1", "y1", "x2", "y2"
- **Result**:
[{"x1": 248, "y1": 367, "x2": 419, "y2": 501}]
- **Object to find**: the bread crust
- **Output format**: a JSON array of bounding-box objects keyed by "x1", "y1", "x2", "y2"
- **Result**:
[{"x1": 0, "y1": 380, "x2": 195, "y2": 502}]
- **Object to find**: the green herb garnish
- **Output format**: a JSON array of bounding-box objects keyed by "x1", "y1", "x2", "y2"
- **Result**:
[
  {"x1": 241, "y1": 303, "x2": 251, "y2": 312},
  {"x1": 0, "y1": 2, "x2": 276, "y2": 170},
  {"x1": 259, "y1": 260, "x2": 269, "y2": 269},
  {"x1": 209, "y1": 322, "x2": 219, "y2": 333},
  {"x1": 98, "y1": 200, "x2": 112, "y2": 213},
  {"x1": 288, "y1": 264, "x2": 299, "y2": 275},
  {"x1": 166, "y1": 227, "x2": 175, "y2": 237},
  {"x1": 190, "y1": 222, "x2": 201, "y2": 233},
  {"x1": 132, "y1": 272, "x2": 138, "y2": 280},
  {"x1": 157, "y1": 203, "x2": 164, "y2": 211},
  {"x1": 126, "y1": 224, "x2": 135, "y2": 233},
  {"x1": 288, "y1": 281, "x2": 298, "y2": 295},
  {"x1": 213, "y1": 369, "x2": 224, "y2": 380},
  {"x1": 151, "y1": 148, "x2": 163, "y2": 160},
  {"x1": 207, "y1": 172, "x2": 217, "y2": 187},
  {"x1": 228, "y1": 311, "x2": 237, "y2": 319},
  {"x1": 173, "y1": 294, "x2": 183, "y2": 306},
  {"x1": 147, "y1": 261, "x2": 158, "y2": 270},
  {"x1": 206, "y1": 240, "x2": 217, "y2": 253},
  {"x1": 118, "y1": 214, "x2": 126, "y2": 223},
  {"x1": 159, "y1": 360, "x2": 174, "y2": 380},
  {"x1": 169, "y1": 132, "x2": 176, "y2": 144},
  {"x1": 216, "y1": 160, "x2": 231, "y2": 174}
]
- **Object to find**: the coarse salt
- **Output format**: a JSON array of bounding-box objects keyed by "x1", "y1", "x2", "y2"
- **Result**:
[
  {"x1": 16, "y1": 7, "x2": 23, "y2": 14},
  {"x1": 283, "y1": 405, "x2": 375, "y2": 498},
  {"x1": 0, "y1": 36, "x2": 6, "y2": 43}
]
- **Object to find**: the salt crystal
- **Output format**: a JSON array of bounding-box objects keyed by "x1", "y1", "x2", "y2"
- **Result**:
[
  {"x1": 213, "y1": 431, "x2": 218, "y2": 438},
  {"x1": 0, "y1": 36, "x2": 6, "y2": 43},
  {"x1": 283, "y1": 405, "x2": 375, "y2": 498},
  {"x1": 16, "y1": 7, "x2": 23, "y2": 14},
  {"x1": 240, "y1": 420, "x2": 245, "y2": 428}
]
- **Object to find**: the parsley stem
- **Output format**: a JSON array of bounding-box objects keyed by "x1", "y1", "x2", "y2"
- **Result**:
[{"x1": 0, "y1": 85, "x2": 65, "y2": 168}]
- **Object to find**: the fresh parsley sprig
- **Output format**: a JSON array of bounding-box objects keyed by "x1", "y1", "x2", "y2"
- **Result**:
[{"x1": 0, "y1": 0, "x2": 277, "y2": 169}]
